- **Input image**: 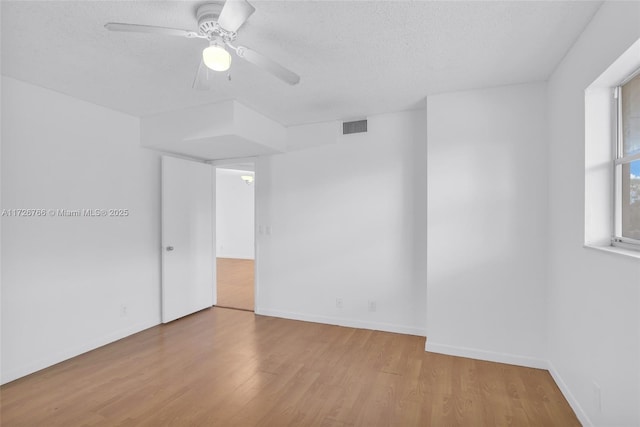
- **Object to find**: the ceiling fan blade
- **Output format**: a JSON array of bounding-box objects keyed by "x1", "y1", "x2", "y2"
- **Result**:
[
  {"x1": 192, "y1": 59, "x2": 216, "y2": 90},
  {"x1": 217, "y1": 0, "x2": 256, "y2": 32},
  {"x1": 104, "y1": 23, "x2": 204, "y2": 39},
  {"x1": 235, "y1": 45, "x2": 300, "y2": 85},
  {"x1": 193, "y1": 59, "x2": 233, "y2": 91}
]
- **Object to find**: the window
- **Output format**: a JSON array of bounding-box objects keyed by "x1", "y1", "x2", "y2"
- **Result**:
[
  {"x1": 614, "y1": 69, "x2": 640, "y2": 249},
  {"x1": 584, "y1": 38, "x2": 640, "y2": 257}
]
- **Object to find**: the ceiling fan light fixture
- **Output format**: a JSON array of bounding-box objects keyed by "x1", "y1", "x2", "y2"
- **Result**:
[
  {"x1": 202, "y1": 42, "x2": 232, "y2": 72},
  {"x1": 105, "y1": 0, "x2": 300, "y2": 86}
]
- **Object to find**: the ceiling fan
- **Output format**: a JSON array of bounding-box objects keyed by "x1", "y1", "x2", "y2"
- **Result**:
[{"x1": 105, "y1": 0, "x2": 300, "y2": 88}]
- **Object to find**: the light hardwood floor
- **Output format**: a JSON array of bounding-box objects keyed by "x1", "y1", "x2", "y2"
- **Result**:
[
  {"x1": 1, "y1": 308, "x2": 579, "y2": 426},
  {"x1": 216, "y1": 257, "x2": 254, "y2": 311}
]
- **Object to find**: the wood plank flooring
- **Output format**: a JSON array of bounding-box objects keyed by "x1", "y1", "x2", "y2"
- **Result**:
[
  {"x1": 216, "y1": 257, "x2": 254, "y2": 311},
  {"x1": 0, "y1": 308, "x2": 580, "y2": 426}
]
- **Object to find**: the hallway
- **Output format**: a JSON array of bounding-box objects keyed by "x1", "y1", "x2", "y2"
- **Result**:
[{"x1": 216, "y1": 257, "x2": 254, "y2": 311}]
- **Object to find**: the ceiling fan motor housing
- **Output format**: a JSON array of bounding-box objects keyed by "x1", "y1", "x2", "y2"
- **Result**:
[{"x1": 197, "y1": 2, "x2": 225, "y2": 36}]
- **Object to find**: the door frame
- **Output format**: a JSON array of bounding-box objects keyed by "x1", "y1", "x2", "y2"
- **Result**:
[{"x1": 210, "y1": 157, "x2": 259, "y2": 312}]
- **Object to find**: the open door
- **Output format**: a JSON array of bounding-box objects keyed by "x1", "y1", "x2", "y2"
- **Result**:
[{"x1": 161, "y1": 156, "x2": 215, "y2": 323}]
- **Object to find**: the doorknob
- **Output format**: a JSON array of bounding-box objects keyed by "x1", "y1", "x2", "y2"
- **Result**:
[{"x1": 166, "y1": 246, "x2": 174, "y2": 251}]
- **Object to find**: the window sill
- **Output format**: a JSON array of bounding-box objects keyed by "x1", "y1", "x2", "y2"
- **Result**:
[{"x1": 584, "y1": 243, "x2": 640, "y2": 260}]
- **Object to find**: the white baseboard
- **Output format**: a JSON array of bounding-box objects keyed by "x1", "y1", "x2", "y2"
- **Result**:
[
  {"x1": 255, "y1": 308, "x2": 426, "y2": 337},
  {"x1": 547, "y1": 361, "x2": 593, "y2": 427},
  {"x1": 425, "y1": 340, "x2": 548, "y2": 369},
  {"x1": 216, "y1": 255, "x2": 255, "y2": 261},
  {"x1": 1, "y1": 319, "x2": 159, "y2": 385}
]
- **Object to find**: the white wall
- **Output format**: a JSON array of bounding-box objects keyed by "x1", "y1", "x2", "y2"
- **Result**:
[
  {"x1": 426, "y1": 82, "x2": 549, "y2": 367},
  {"x1": 256, "y1": 110, "x2": 427, "y2": 335},
  {"x1": 1, "y1": 77, "x2": 161, "y2": 384},
  {"x1": 547, "y1": 2, "x2": 640, "y2": 426},
  {"x1": 216, "y1": 169, "x2": 255, "y2": 259}
]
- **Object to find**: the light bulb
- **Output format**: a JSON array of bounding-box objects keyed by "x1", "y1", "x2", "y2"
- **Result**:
[{"x1": 202, "y1": 43, "x2": 231, "y2": 72}]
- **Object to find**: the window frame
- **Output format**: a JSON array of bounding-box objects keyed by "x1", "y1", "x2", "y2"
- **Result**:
[{"x1": 612, "y1": 67, "x2": 640, "y2": 250}]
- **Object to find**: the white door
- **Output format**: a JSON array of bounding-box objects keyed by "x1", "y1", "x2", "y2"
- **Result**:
[{"x1": 161, "y1": 156, "x2": 215, "y2": 323}]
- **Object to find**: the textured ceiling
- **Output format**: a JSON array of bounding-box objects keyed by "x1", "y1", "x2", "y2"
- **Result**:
[{"x1": 1, "y1": 1, "x2": 602, "y2": 126}]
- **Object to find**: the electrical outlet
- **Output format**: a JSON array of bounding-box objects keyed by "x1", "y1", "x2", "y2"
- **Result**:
[
  {"x1": 120, "y1": 305, "x2": 128, "y2": 317},
  {"x1": 336, "y1": 298, "x2": 343, "y2": 309},
  {"x1": 368, "y1": 300, "x2": 377, "y2": 312}
]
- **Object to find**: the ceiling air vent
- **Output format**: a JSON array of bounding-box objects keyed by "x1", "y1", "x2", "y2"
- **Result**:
[{"x1": 342, "y1": 119, "x2": 367, "y2": 135}]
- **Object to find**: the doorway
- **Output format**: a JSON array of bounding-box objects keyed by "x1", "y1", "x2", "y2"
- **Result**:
[{"x1": 215, "y1": 163, "x2": 255, "y2": 311}]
